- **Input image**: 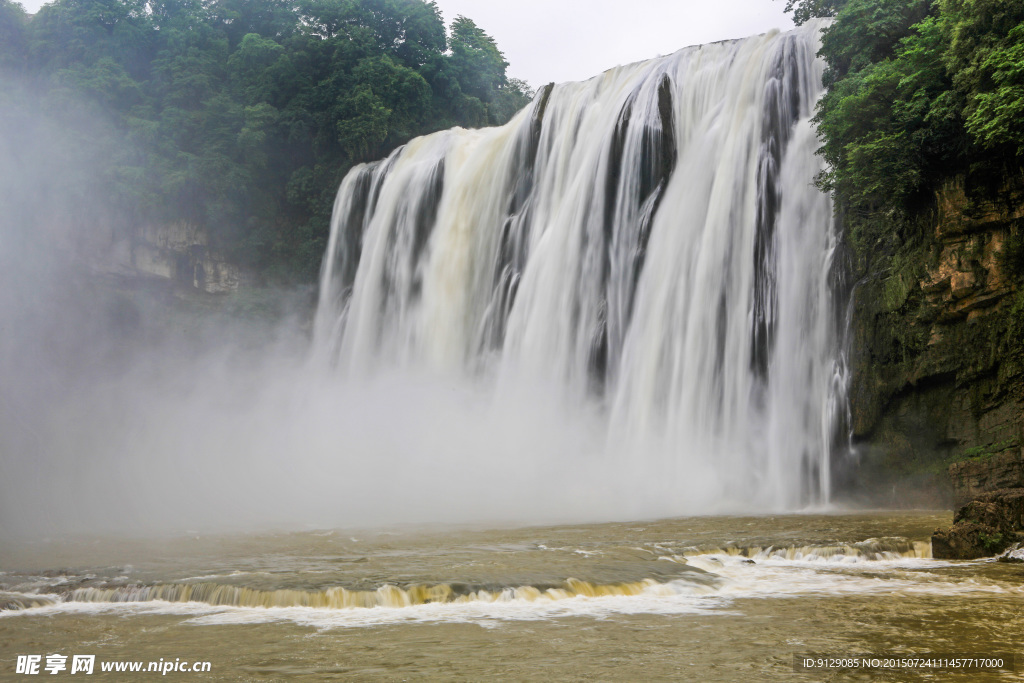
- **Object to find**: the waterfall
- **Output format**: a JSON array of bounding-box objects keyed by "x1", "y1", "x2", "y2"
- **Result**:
[{"x1": 313, "y1": 20, "x2": 845, "y2": 512}]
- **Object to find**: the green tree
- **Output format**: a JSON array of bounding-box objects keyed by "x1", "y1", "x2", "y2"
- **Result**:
[
  {"x1": 795, "y1": 0, "x2": 1023, "y2": 280},
  {"x1": 815, "y1": 8, "x2": 959, "y2": 220},
  {"x1": 817, "y1": 0, "x2": 931, "y2": 84},
  {"x1": 782, "y1": 0, "x2": 847, "y2": 24},
  {"x1": 940, "y1": 0, "x2": 1024, "y2": 153},
  {"x1": 227, "y1": 32, "x2": 287, "y2": 104},
  {"x1": 28, "y1": 0, "x2": 153, "y2": 76},
  {"x1": 5, "y1": 0, "x2": 533, "y2": 283},
  {"x1": 0, "y1": 0, "x2": 28, "y2": 70}
]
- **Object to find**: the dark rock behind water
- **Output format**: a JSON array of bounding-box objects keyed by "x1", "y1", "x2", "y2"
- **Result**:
[{"x1": 842, "y1": 177, "x2": 1024, "y2": 505}]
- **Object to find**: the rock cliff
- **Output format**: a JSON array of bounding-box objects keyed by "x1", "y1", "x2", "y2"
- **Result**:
[
  {"x1": 844, "y1": 176, "x2": 1024, "y2": 503},
  {"x1": 131, "y1": 222, "x2": 241, "y2": 294}
]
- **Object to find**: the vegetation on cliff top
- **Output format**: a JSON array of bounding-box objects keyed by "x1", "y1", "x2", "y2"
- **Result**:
[
  {"x1": 787, "y1": 0, "x2": 1024, "y2": 258},
  {"x1": 0, "y1": 0, "x2": 532, "y2": 282}
]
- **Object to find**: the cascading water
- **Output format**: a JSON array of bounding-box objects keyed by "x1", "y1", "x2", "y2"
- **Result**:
[{"x1": 313, "y1": 20, "x2": 847, "y2": 513}]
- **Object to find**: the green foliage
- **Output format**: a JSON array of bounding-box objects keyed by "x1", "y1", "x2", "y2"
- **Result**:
[
  {"x1": 5, "y1": 0, "x2": 533, "y2": 283},
  {"x1": 0, "y1": 1, "x2": 28, "y2": 69},
  {"x1": 921, "y1": 438, "x2": 1018, "y2": 479},
  {"x1": 997, "y1": 286, "x2": 1024, "y2": 367},
  {"x1": 979, "y1": 530, "x2": 1005, "y2": 553},
  {"x1": 961, "y1": 439, "x2": 1016, "y2": 460},
  {"x1": 816, "y1": 11, "x2": 959, "y2": 230},
  {"x1": 806, "y1": 0, "x2": 1024, "y2": 263},
  {"x1": 783, "y1": 0, "x2": 846, "y2": 25},
  {"x1": 941, "y1": 0, "x2": 1024, "y2": 154},
  {"x1": 882, "y1": 270, "x2": 913, "y2": 311},
  {"x1": 999, "y1": 223, "x2": 1024, "y2": 279},
  {"x1": 818, "y1": 0, "x2": 931, "y2": 84},
  {"x1": 448, "y1": 17, "x2": 505, "y2": 100},
  {"x1": 227, "y1": 33, "x2": 286, "y2": 104}
]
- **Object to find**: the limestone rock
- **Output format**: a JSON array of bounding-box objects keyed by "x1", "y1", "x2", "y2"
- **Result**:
[
  {"x1": 950, "y1": 449, "x2": 1024, "y2": 508},
  {"x1": 932, "y1": 521, "x2": 1009, "y2": 560},
  {"x1": 949, "y1": 270, "x2": 976, "y2": 299},
  {"x1": 931, "y1": 488, "x2": 1024, "y2": 559},
  {"x1": 130, "y1": 222, "x2": 241, "y2": 293},
  {"x1": 844, "y1": 173, "x2": 1024, "y2": 503}
]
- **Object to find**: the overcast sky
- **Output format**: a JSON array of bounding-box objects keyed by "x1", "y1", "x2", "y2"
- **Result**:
[
  {"x1": 432, "y1": 0, "x2": 796, "y2": 85},
  {"x1": 18, "y1": 0, "x2": 796, "y2": 86}
]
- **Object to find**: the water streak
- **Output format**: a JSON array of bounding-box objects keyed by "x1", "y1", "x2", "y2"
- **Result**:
[{"x1": 314, "y1": 21, "x2": 842, "y2": 512}]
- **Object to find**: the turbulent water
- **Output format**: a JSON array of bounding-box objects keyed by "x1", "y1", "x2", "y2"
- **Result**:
[
  {"x1": 4, "y1": 513, "x2": 1023, "y2": 681},
  {"x1": 314, "y1": 20, "x2": 846, "y2": 512},
  {"x1": 0, "y1": 516, "x2": 954, "y2": 620}
]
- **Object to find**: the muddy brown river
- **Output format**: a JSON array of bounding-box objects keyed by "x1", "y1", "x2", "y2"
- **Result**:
[{"x1": 2, "y1": 511, "x2": 1021, "y2": 681}]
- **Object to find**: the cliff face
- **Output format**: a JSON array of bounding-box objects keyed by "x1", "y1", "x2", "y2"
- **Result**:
[
  {"x1": 130, "y1": 222, "x2": 241, "y2": 294},
  {"x1": 847, "y1": 177, "x2": 1024, "y2": 503}
]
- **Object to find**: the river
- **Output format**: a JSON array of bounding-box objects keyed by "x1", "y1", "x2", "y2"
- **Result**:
[{"x1": 3, "y1": 512, "x2": 1021, "y2": 680}]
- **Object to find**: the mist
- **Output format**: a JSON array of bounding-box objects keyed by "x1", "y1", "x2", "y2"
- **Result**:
[
  {"x1": 0, "y1": 78, "x2": 688, "y2": 538},
  {"x1": 0, "y1": 272, "x2": 690, "y2": 539},
  {"x1": 0, "y1": 239, "x2": 720, "y2": 541},
  {"x1": 2, "y1": 345, "x2": 675, "y2": 537},
  {"x1": 0, "y1": 171, "x2": 676, "y2": 540}
]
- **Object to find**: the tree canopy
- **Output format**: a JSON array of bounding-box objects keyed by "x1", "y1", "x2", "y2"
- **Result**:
[
  {"x1": 0, "y1": 0, "x2": 533, "y2": 282},
  {"x1": 784, "y1": 0, "x2": 1024, "y2": 255}
]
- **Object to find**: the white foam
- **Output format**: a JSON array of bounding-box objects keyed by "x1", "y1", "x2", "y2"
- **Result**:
[{"x1": 4, "y1": 553, "x2": 1018, "y2": 629}]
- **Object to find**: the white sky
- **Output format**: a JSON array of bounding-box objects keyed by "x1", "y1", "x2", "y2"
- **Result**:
[
  {"x1": 433, "y1": 0, "x2": 796, "y2": 86},
  {"x1": 18, "y1": 0, "x2": 796, "y2": 87}
]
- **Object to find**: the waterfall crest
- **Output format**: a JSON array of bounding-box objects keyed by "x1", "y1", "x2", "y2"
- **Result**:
[{"x1": 314, "y1": 21, "x2": 845, "y2": 511}]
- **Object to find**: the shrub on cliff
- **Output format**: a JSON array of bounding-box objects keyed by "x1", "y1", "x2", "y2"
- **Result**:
[{"x1": 786, "y1": 0, "x2": 1024, "y2": 260}]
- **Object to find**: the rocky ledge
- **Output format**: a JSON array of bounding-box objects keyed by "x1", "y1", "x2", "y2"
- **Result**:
[
  {"x1": 844, "y1": 176, "x2": 1024, "y2": 503},
  {"x1": 932, "y1": 488, "x2": 1024, "y2": 559},
  {"x1": 949, "y1": 448, "x2": 1024, "y2": 508},
  {"x1": 131, "y1": 222, "x2": 241, "y2": 294}
]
